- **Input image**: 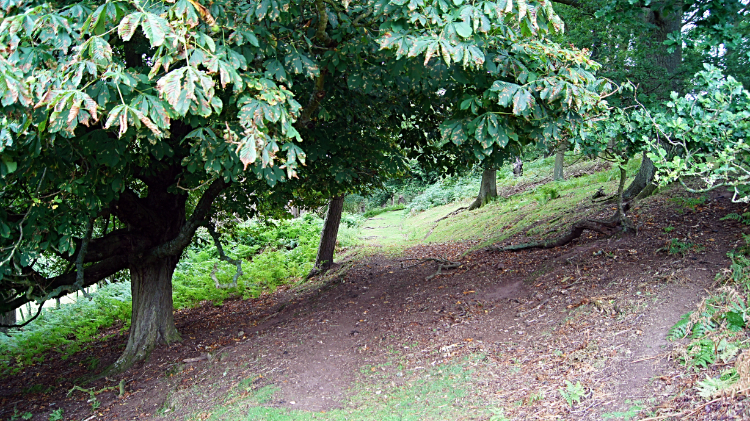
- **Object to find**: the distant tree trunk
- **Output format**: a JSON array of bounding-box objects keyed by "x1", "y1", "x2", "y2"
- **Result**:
[
  {"x1": 0, "y1": 310, "x2": 16, "y2": 333},
  {"x1": 469, "y1": 169, "x2": 497, "y2": 210},
  {"x1": 313, "y1": 195, "x2": 345, "y2": 272},
  {"x1": 625, "y1": 2, "x2": 683, "y2": 199},
  {"x1": 554, "y1": 140, "x2": 568, "y2": 181},
  {"x1": 110, "y1": 257, "x2": 181, "y2": 373}
]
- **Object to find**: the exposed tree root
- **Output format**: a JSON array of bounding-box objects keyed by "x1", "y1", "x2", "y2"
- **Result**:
[
  {"x1": 398, "y1": 257, "x2": 461, "y2": 280},
  {"x1": 423, "y1": 207, "x2": 468, "y2": 240},
  {"x1": 491, "y1": 163, "x2": 636, "y2": 253},
  {"x1": 491, "y1": 218, "x2": 622, "y2": 252},
  {"x1": 67, "y1": 380, "x2": 125, "y2": 400},
  {"x1": 435, "y1": 206, "x2": 468, "y2": 223},
  {"x1": 490, "y1": 201, "x2": 633, "y2": 253}
]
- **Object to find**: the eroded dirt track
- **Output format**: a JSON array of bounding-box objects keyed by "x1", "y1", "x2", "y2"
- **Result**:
[{"x1": 1, "y1": 192, "x2": 748, "y2": 420}]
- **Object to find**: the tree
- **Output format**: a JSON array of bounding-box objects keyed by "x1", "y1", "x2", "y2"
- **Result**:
[
  {"x1": 553, "y1": 0, "x2": 749, "y2": 199},
  {"x1": 553, "y1": 138, "x2": 569, "y2": 180},
  {"x1": 313, "y1": 195, "x2": 344, "y2": 272},
  {"x1": 647, "y1": 65, "x2": 750, "y2": 202},
  {"x1": 468, "y1": 168, "x2": 498, "y2": 210},
  {"x1": 0, "y1": 0, "x2": 374, "y2": 372},
  {"x1": 378, "y1": 0, "x2": 612, "y2": 210}
]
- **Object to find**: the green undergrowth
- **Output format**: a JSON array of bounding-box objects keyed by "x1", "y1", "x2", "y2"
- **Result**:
[
  {"x1": 665, "y1": 231, "x2": 750, "y2": 400},
  {"x1": 197, "y1": 358, "x2": 490, "y2": 421},
  {"x1": 0, "y1": 214, "x2": 362, "y2": 376},
  {"x1": 0, "y1": 282, "x2": 131, "y2": 375},
  {"x1": 362, "y1": 204, "x2": 405, "y2": 218}
]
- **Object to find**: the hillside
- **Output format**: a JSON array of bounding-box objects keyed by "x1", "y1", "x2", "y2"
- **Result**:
[{"x1": 1, "y1": 161, "x2": 749, "y2": 421}]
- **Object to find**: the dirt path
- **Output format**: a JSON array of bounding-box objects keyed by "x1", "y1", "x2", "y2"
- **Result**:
[{"x1": 0, "y1": 194, "x2": 747, "y2": 420}]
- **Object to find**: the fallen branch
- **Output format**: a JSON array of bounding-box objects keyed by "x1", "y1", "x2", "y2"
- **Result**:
[
  {"x1": 183, "y1": 354, "x2": 210, "y2": 363},
  {"x1": 425, "y1": 260, "x2": 460, "y2": 281},
  {"x1": 67, "y1": 380, "x2": 125, "y2": 400}
]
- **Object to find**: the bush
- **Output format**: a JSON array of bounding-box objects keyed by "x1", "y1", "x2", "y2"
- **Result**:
[
  {"x1": 407, "y1": 174, "x2": 480, "y2": 212},
  {"x1": 362, "y1": 204, "x2": 406, "y2": 218}
]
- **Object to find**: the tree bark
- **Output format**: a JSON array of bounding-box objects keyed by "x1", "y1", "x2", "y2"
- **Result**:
[
  {"x1": 0, "y1": 310, "x2": 15, "y2": 333},
  {"x1": 623, "y1": 151, "x2": 657, "y2": 200},
  {"x1": 554, "y1": 140, "x2": 568, "y2": 181},
  {"x1": 468, "y1": 169, "x2": 497, "y2": 210},
  {"x1": 313, "y1": 195, "x2": 345, "y2": 272},
  {"x1": 624, "y1": 2, "x2": 683, "y2": 199},
  {"x1": 110, "y1": 256, "x2": 181, "y2": 373}
]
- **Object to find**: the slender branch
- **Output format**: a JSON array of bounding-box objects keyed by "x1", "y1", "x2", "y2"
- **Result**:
[
  {"x1": 207, "y1": 222, "x2": 243, "y2": 289},
  {"x1": 0, "y1": 304, "x2": 43, "y2": 329},
  {"x1": 0, "y1": 168, "x2": 47, "y2": 269},
  {"x1": 74, "y1": 217, "x2": 95, "y2": 299}
]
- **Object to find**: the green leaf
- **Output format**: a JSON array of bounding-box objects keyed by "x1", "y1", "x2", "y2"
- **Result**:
[
  {"x1": 141, "y1": 13, "x2": 170, "y2": 47},
  {"x1": 490, "y1": 81, "x2": 520, "y2": 107},
  {"x1": 1, "y1": 156, "x2": 17, "y2": 174},
  {"x1": 512, "y1": 89, "x2": 533, "y2": 115},
  {"x1": 454, "y1": 21, "x2": 472, "y2": 38},
  {"x1": 117, "y1": 12, "x2": 142, "y2": 41}
]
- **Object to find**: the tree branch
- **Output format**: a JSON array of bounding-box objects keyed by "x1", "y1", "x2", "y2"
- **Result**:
[
  {"x1": 551, "y1": 0, "x2": 581, "y2": 8},
  {"x1": 207, "y1": 222, "x2": 243, "y2": 289},
  {"x1": 0, "y1": 304, "x2": 43, "y2": 329},
  {"x1": 0, "y1": 254, "x2": 130, "y2": 313},
  {"x1": 74, "y1": 216, "x2": 95, "y2": 299}
]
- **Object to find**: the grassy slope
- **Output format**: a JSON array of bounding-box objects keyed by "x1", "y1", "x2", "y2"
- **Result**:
[{"x1": 363, "y1": 157, "x2": 640, "y2": 250}]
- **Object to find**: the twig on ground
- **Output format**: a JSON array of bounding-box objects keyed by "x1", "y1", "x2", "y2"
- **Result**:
[{"x1": 517, "y1": 298, "x2": 550, "y2": 317}]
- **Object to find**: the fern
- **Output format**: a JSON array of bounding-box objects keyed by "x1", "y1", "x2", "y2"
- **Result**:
[
  {"x1": 720, "y1": 212, "x2": 750, "y2": 225},
  {"x1": 696, "y1": 369, "x2": 739, "y2": 399},
  {"x1": 691, "y1": 320, "x2": 717, "y2": 339},
  {"x1": 688, "y1": 339, "x2": 717, "y2": 368},
  {"x1": 668, "y1": 313, "x2": 692, "y2": 340}
]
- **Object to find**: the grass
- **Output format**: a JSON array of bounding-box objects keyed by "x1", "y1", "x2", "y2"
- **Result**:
[
  {"x1": 402, "y1": 158, "x2": 637, "y2": 250},
  {"x1": 197, "y1": 359, "x2": 490, "y2": 421}
]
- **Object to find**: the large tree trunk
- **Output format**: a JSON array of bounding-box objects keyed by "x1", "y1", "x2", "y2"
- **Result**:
[
  {"x1": 106, "y1": 167, "x2": 191, "y2": 374},
  {"x1": 554, "y1": 140, "x2": 568, "y2": 181},
  {"x1": 625, "y1": 2, "x2": 683, "y2": 198},
  {"x1": 469, "y1": 169, "x2": 497, "y2": 210},
  {"x1": 0, "y1": 310, "x2": 16, "y2": 333},
  {"x1": 110, "y1": 257, "x2": 181, "y2": 373},
  {"x1": 314, "y1": 195, "x2": 344, "y2": 272}
]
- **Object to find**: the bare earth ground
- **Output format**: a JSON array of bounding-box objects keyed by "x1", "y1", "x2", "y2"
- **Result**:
[{"x1": 1, "y1": 191, "x2": 749, "y2": 420}]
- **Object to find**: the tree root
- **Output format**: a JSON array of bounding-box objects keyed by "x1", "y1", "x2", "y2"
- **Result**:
[
  {"x1": 435, "y1": 206, "x2": 468, "y2": 222},
  {"x1": 398, "y1": 257, "x2": 461, "y2": 280},
  {"x1": 489, "y1": 203, "x2": 632, "y2": 253},
  {"x1": 423, "y1": 207, "x2": 468, "y2": 241}
]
